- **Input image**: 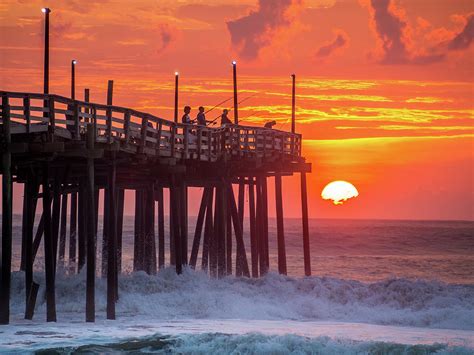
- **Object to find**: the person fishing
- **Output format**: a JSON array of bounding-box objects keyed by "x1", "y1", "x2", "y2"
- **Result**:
[
  {"x1": 196, "y1": 106, "x2": 207, "y2": 126},
  {"x1": 264, "y1": 120, "x2": 276, "y2": 129},
  {"x1": 221, "y1": 109, "x2": 232, "y2": 126},
  {"x1": 181, "y1": 105, "x2": 192, "y2": 124}
]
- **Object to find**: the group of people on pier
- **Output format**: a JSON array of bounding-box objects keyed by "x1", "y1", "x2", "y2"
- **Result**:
[{"x1": 181, "y1": 106, "x2": 232, "y2": 127}]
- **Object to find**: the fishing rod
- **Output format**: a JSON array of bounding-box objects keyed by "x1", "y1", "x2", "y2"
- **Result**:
[
  {"x1": 204, "y1": 97, "x2": 233, "y2": 114},
  {"x1": 210, "y1": 92, "x2": 259, "y2": 122}
]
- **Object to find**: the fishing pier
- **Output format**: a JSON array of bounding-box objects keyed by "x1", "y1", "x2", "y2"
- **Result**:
[{"x1": 0, "y1": 86, "x2": 311, "y2": 324}]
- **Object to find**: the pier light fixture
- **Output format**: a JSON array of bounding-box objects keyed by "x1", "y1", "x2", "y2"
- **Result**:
[
  {"x1": 42, "y1": 7, "x2": 51, "y2": 13},
  {"x1": 175, "y1": 71, "x2": 179, "y2": 76},
  {"x1": 72, "y1": 60, "x2": 77, "y2": 65},
  {"x1": 232, "y1": 60, "x2": 237, "y2": 65}
]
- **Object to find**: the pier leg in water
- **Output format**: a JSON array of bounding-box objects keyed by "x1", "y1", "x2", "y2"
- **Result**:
[
  {"x1": 248, "y1": 176, "x2": 259, "y2": 278},
  {"x1": 201, "y1": 187, "x2": 214, "y2": 272},
  {"x1": 144, "y1": 184, "x2": 156, "y2": 274},
  {"x1": 227, "y1": 183, "x2": 250, "y2": 277},
  {"x1": 217, "y1": 183, "x2": 227, "y2": 277},
  {"x1": 25, "y1": 174, "x2": 40, "y2": 320},
  {"x1": 275, "y1": 174, "x2": 287, "y2": 275},
  {"x1": 180, "y1": 183, "x2": 188, "y2": 266},
  {"x1": 102, "y1": 186, "x2": 110, "y2": 277},
  {"x1": 210, "y1": 185, "x2": 219, "y2": 278},
  {"x1": 190, "y1": 188, "x2": 210, "y2": 268},
  {"x1": 157, "y1": 186, "x2": 165, "y2": 269},
  {"x1": 58, "y1": 191, "x2": 68, "y2": 270},
  {"x1": 107, "y1": 155, "x2": 117, "y2": 320},
  {"x1": 42, "y1": 164, "x2": 57, "y2": 322},
  {"x1": 116, "y1": 188, "x2": 124, "y2": 275},
  {"x1": 77, "y1": 180, "x2": 87, "y2": 273},
  {"x1": 86, "y1": 124, "x2": 97, "y2": 322},
  {"x1": 301, "y1": 172, "x2": 311, "y2": 276},
  {"x1": 0, "y1": 96, "x2": 12, "y2": 324},
  {"x1": 256, "y1": 177, "x2": 267, "y2": 275},
  {"x1": 261, "y1": 177, "x2": 270, "y2": 272},
  {"x1": 170, "y1": 177, "x2": 182, "y2": 274},
  {"x1": 69, "y1": 191, "x2": 77, "y2": 273},
  {"x1": 133, "y1": 189, "x2": 144, "y2": 271},
  {"x1": 169, "y1": 187, "x2": 176, "y2": 265}
]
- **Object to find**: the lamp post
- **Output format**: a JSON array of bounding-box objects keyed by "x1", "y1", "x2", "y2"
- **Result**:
[
  {"x1": 291, "y1": 74, "x2": 296, "y2": 134},
  {"x1": 174, "y1": 71, "x2": 179, "y2": 123},
  {"x1": 232, "y1": 60, "x2": 238, "y2": 124},
  {"x1": 42, "y1": 8, "x2": 51, "y2": 94},
  {"x1": 71, "y1": 60, "x2": 77, "y2": 100}
]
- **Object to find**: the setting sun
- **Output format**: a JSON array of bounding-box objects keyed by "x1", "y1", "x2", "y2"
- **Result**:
[{"x1": 321, "y1": 181, "x2": 359, "y2": 205}]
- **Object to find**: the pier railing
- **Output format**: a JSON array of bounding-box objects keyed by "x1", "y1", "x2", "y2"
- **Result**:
[{"x1": 0, "y1": 91, "x2": 302, "y2": 162}]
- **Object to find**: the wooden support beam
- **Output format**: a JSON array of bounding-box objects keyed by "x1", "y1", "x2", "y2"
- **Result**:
[
  {"x1": 170, "y1": 177, "x2": 182, "y2": 274},
  {"x1": 248, "y1": 177, "x2": 258, "y2": 278},
  {"x1": 51, "y1": 172, "x2": 61, "y2": 274},
  {"x1": 169, "y1": 188, "x2": 175, "y2": 265},
  {"x1": 106, "y1": 155, "x2": 117, "y2": 320},
  {"x1": 256, "y1": 177, "x2": 267, "y2": 275},
  {"x1": 201, "y1": 187, "x2": 214, "y2": 272},
  {"x1": 24, "y1": 175, "x2": 39, "y2": 320},
  {"x1": 85, "y1": 124, "x2": 96, "y2": 322},
  {"x1": 116, "y1": 188, "x2": 124, "y2": 274},
  {"x1": 69, "y1": 191, "x2": 77, "y2": 273},
  {"x1": 42, "y1": 164, "x2": 57, "y2": 322},
  {"x1": 189, "y1": 188, "x2": 210, "y2": 268},
  {"x1": 226, "y1": 183, "x2": 250, "y2": 277},
  {"x1": 217, "y1": 184, "x2": 226, "y2": 277},
  {"x1": 210, "y1": 187, "x2": 219, "y2": 278},
  {"x1": 180, "y1": 183, "x2": 188, "y2": 266},
  {"x1": 77, "y1": 181, "x2": 86, "y2": 273},
  {"x1": 0, "y1": 94, "x2": 12, "y2": 324},
  {"x1": 101, "y1": 186, "x2": 110, "y2": 277},
  {"x1": 275, "y1": 174, "x2": 287, "y2": 275},
  {"x1": 58, "y1": 191, "x2": 68, "y2": 270},
  {"x1": 261, "y1": 177, "x2": 270, "y2": 271},
  {"x1": 133, "y1": 190, "x2": 143, "y2": 271},
  {"x1": 144, "y1": 184, "x2": 156, "y2": 274},
  {"x1": 226, "y1": 199, "x2": 232, "y2": 276},
  {"x1": 157, "y1": 187, "x2": 165, "y2": 269},
  {"x1": 301, "y1": 172, "x2": 311, "y2": 276}
]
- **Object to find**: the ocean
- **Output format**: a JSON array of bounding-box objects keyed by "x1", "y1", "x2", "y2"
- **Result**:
[{"x1": 1, "y1": 216, "x2": 473, "y2": 353}]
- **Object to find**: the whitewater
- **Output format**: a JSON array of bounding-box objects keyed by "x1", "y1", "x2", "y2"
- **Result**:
[{"x1": 1, "y1": 218, "x2": 473, "y2": 353}]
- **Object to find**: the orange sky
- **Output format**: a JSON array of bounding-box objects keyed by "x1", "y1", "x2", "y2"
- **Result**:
[{"x1": 1, "y1": 0, "x2": 473, "y2": 220}]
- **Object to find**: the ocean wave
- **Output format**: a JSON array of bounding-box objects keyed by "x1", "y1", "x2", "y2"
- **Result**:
[
  {"x1": 9, "y1": 268, "x2": 474, "y2": 330},
  {"x1": 35, "y1": 333, "x2": 473, "y2": 354}
]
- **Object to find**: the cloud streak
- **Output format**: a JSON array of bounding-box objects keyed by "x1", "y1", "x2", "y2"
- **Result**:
[{"x1": 447, "y1": 14, "x2": 474, "y2": 51}]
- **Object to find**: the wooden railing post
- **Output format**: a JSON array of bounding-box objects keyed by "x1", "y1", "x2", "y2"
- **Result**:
[
  {"x1": 139, "y1": 115, "x2": 148, "y2": 154},
  {"x1": 183, "y1": 125, "x2": 189, "y2": 159},
  {"x1": 170, "y1": 124, "x2": 176, "y2": 157},
  {"x1": 73, "y1": 103, "x2": 80, "y2": 140},
  {"x1": 124, "y1": 110, "x2": 131, "y2": 145},
  {"x1": 48, "y1": 96, "x2": 55, "y2": 137},
  {"x1": 197, "y1": 127, "x2": 202, "y2": 160},
  {"x1": 23, "y1": 96, "x2": 31, "y2": 134},
  {"x1": 156, "y1": 121, "x2": 162, "y2": 156}
]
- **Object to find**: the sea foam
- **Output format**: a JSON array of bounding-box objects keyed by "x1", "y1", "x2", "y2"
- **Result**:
[{"x1": 9, "y1": 268, "x2": 474, "y2": 330}]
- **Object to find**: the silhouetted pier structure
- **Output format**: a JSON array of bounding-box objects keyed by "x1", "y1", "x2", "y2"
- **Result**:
[{"x1": 0, "y1": 89, "x2": 311, "y2": 324}]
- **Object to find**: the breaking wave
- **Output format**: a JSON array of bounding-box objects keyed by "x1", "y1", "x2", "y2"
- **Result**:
[
  {"x1": 35, "y1": 333, "x2": 473, "y2": 354},
  {"x1": 9, "y1": 268, "x2": 474, "y2": 330}
]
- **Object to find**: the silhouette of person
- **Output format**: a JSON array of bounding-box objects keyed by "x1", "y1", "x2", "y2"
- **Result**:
[
  {"x1": 221, "y1": 109, "x2": 232, "y2": 126},
  {"x1": 264, "y1": 120, "x2": 276, "y2": 129},
  {"x1": 182, "y1": 106, "x2": 192, "y2": 124},
  {"x1": 196, "y1": 106, "x2": 207, "y2": 126}
]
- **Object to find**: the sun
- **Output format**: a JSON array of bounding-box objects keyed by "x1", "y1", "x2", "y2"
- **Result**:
[{"x1": 321, "y1": 181, "x2": 359, "y2": 205}]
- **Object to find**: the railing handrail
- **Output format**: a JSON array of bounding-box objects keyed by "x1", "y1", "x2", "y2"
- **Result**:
[{"x1": 0, "y1": 90, "x2": 303, "y2": 160}]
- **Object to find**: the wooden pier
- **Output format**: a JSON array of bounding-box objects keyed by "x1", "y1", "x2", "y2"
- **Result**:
[{"x1": 0, "y1": 89, "x2": 311, "y2": 324}]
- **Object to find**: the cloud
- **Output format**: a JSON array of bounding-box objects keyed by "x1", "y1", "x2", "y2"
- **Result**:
[
  {"x1": 447, "y1": 14, "x2": 474, "y2": 51},
  {"x1": 226, "y1": 0, "x2": 300, "y2": 60},
  {"x1": 156, "y1": 24, "x2": 175, "y2": 53},
  {"x1": 368, "y1": 0, "x2": 445, "y2": 65},
  {"x1": 315, "y1": 30, "x2": 349, "y2": 58}
]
